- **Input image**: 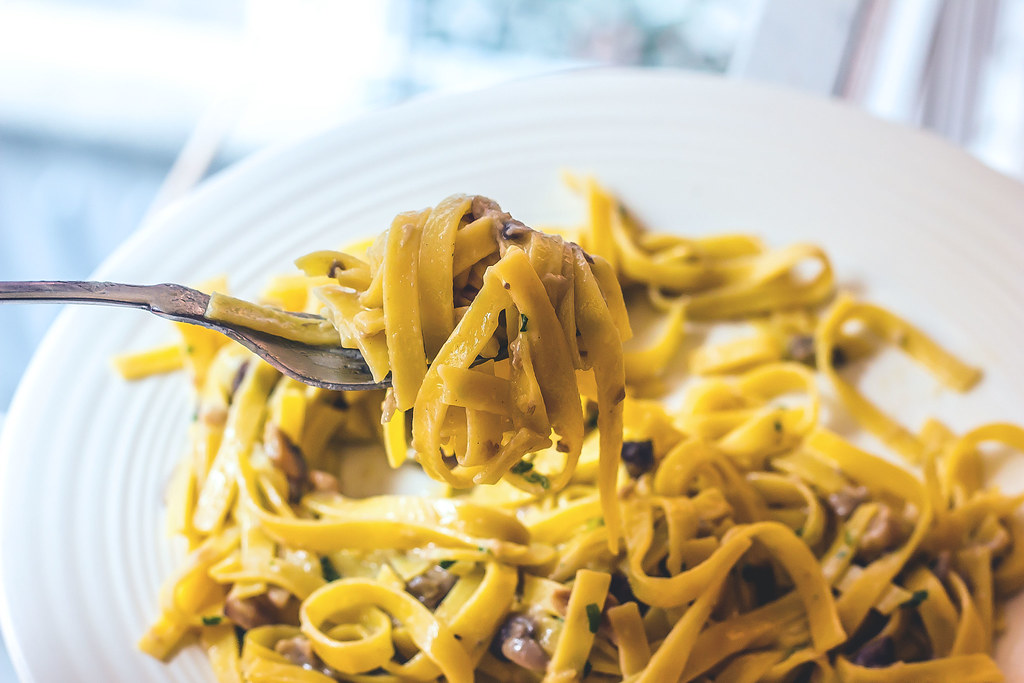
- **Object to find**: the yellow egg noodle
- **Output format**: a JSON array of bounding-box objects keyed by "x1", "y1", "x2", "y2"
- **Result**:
[{"x1": 118, "y1": 177, "x2": 1024, "y2": 682}]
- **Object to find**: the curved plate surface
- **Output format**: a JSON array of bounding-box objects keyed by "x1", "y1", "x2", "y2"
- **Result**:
[{"x1": 2, "y1": 68, "x2": 1024, "y2": 681}]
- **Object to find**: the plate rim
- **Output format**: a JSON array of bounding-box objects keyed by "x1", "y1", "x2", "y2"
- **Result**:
[{"x1": 2, "y1": 66, "x2": 1023, "y2": 681}]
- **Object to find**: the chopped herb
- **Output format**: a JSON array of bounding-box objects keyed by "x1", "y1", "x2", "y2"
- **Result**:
[
  {"x1": 201, "y1": 615, "x2": 222, "y2": 626},
  {"x1": 585, "y1": 518, "x2": 605, "y2": 530},
  {"x1": 901, "y1": 589, "x2": 928, "y2": 609},
  {"x1": 453, "y1": 633, "x2": 462, "y2": 640},
  {"x1": 477, "y1": 546, "x2": 492, "y2": 555},
  {"x1": 582, "y1": 660, "x2": 593, "y2": 678},
  {"x1": 439, "y1": 560, "x2": 456, "y2": 570},
  {"x1": 836, "y1": 549, "x2": 849, "y2": 560},
  {"x1": 185, "y1": 345, "x2": 195, "y2": 354},
  {"x1": 524, "y1": 471, "x2": 550, "y2": 489},
  {"x1": 773, "y1": 420, "x2": 783, "y2": 433},
  {"x1": 511, "y1": 460, "x2": 534, "y2": 475},
  {"x1": 844, "y1": 529, "x2": 855, "y2": 546},
  {"x1": 795, "y1": 527, "x2": 804, "y2": 537},
  {"x1": 320, "y1": 556, "x2": 341, "y2": 582},
  {"x1": 585, "y1": 603, "x2": 601, "y2": 633},
  {"x1": 520, "y1": 314, "x2": 529, "y2": 332}
]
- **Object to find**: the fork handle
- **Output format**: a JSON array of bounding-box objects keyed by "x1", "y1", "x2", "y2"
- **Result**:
[{"x1": 0, "y1": 281, "x2": 210, "y2": 321}]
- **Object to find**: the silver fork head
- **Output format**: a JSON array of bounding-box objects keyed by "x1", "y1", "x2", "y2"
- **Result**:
[
  {"x1": 0, "y1": 280, "x2": 387, "y2": 390},
  {"x1": 144, "y1": 285, "x2": 386, "y2": 390},
  {"x1": 216, "y1": 324, "x2": 387, "y2": 391}
]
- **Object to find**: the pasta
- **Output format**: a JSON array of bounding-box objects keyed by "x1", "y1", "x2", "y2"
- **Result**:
[{"x1": 124, "y1": 177, "x2": 1024, "y2": 682}]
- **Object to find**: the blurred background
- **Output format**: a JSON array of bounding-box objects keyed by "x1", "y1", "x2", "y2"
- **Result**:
[{"x1": 0, "y1": 0, "x2": 1023, "y2": 672}]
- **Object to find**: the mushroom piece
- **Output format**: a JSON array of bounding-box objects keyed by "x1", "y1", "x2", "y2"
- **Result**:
[
  {"x1": 405, "y1": 565, "x2": 458, "y2": 610},
  {"x1": 308, "y1": 469, "x2": 340, "y2": 494},
  {"x1": 786, "y1": 334, "x2": 847, "y2": 368},
  {"x1": 491, "y1": 614, "x2": 550, "y2": 672},
  {"x1": 851, "y1": 636, "x2": 896, "y2": 668},
  {"x1": 620, "y1": 440, "x2": 655, "y2": 479},
  {"x1": 858, "y1": 504, "x2": 911, "y2": 562},
  {"x1": 828, "y1": 485, "x2": 870, "y2": 518},
  {"x1": 263, "y1": 423, "x2": 309, "y2": 503},
  {"x1": 224, "y1": 594, "x2": 279, "y2": 631},
  {"x1": 274, "y1": 635, "x2": 335, "y2": 676},
  {"x1": 265, "y1": 586, "x2": 292, "y2": 610}
]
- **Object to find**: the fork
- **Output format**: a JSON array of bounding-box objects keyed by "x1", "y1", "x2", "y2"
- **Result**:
[{"x1": 0, "y1": 281, "x2": 384, "y2": 391}]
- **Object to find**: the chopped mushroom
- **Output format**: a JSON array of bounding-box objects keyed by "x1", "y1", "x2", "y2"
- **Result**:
[
  {"x1": 405, "y1": 566, "x2": 457, "y2": 610},
  {"x1": 308, "y1": 469, "x2": 340, "y2": 494},
  {"x1": 491, "y1": 614, "x2": 550, "y2": 672},
  {"x1": 224, "y1": 594, "x2": 279, "y2": 631},
  {"x1": 786, "y1": 334, "x2": 847, "y2": 368},
  {"x1": 551, "y1": 586, "x2": 572, "y2": 616},
  {"x1": 851, "y1": 636, "x2": 896, "y2": 668},
  {"x1": 500, "y1": 219, "x2": 531, "y2": 241},
  {"x1": 620, "y1": 441, "x2": 655, "y2": 479},
  {"x1": 828, "y1": 485, "x2": 870, "y2": 518},
  {"x1": 274, "y1": 635, "x2": 335, "y2": 676},
  {"x1": 263, "y1": 423, "x2": 309, "y2": 503},
  {"x1": 265, "y1": 586, "x2": 292, "y2": 610},
  {"x1": 786, "y1": 335, "x2": 817, "y2": 366},
  {"x1": 858, "y1": 504, "x2": 911, "y2": 562}
]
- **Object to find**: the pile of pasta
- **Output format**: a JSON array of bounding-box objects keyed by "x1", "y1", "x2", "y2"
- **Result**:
[{"x1": 124, "y1": 178, "x2": 1024, "y2": 682}]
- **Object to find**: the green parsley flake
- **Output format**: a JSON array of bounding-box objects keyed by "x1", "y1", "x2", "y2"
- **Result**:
[
  {"x1": 439, "y1": 560, "x2": 456, "y2": 570},
  {"x1": 511, "y1": 460, "x2": 534, "y2": 475},
  {"x1": 585, "y1": 603, "x2": 601, "y2": 633},
  {"x1": 201, "y1": 615, "x2": 222, "y2": 626},
  {"x1": 320, "y1": 556, "x2": 341, "y2": 582},
  {"x1": 773, "y1": 419, "x2": 783, "y2": 433},
  {"x1": 524, "y1": 471, "x2": 550, "y2": 489},
  {"x1": 901, "y1": 589, "x2": 928, "y2": 609},
  {"x1": 520, "y1": 314, "x2": 529, "y2": 332}
]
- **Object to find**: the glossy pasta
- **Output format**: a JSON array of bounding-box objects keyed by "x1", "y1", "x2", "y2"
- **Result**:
[{"x1": 123, "y1": 178, "x2": 1024, "y2": 682}]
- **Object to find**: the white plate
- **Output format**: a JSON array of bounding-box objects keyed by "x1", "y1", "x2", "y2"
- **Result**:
[{"x1": 2, "y1": 68, "x2": 1024, "y2": 681}]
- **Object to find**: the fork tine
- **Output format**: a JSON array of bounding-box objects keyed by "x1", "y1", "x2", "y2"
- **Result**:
[{"x1": 213, "y1": 325, "x2": 387, "y2": 391}]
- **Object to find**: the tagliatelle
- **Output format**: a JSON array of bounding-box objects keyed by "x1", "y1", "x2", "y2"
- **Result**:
[{"x1": 132, "y1": 178, "x2": 1024, "y2": 682}]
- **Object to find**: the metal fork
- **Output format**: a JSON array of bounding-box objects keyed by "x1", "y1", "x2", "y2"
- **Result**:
[{"x1": 0, "y1": 281, "x2": 384, "y2": 390}]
